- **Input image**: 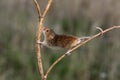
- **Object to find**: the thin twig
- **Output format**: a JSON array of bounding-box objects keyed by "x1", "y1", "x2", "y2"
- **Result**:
[
  {"x1": 33, "y1": 0, "x2": 42, "y2": 20},
  {"x1": 42, "y1": 0, "x2": 53, "y2": 18},
  {"x1": 67, "y1": 26, "x2": 120, "y2": 53},
  {"x1": 45, "y1": 54, "x2": 67, "y2": 78},
  {"x1": 33, "y1": 0, "x2": 53, "y2": 80},
  {"x1": 36, "y1": 19, "x2": 44, "y2": 80},
  {"x1": 45, "y1": 26, "x2": 120, "y2": 78},
  {"x1": 33, "y1": 0, "x2": 44, "y2": 79}
]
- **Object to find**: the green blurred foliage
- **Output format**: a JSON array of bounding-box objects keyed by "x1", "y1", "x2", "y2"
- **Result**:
[{"x1": 0, "y1": 0, "x2": 120, "y2": 80}]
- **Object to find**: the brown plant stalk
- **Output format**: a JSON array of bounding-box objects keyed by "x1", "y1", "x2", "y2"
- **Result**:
[
  {"x1": 33, "y1": 0, "x2": 53, "y2": 80},
  {"x1": 44, "y1": 26, "x2": 120, "y2": 78},
  {"x1": 33, "y1": 0, "x2": 42, "y2": 20}
]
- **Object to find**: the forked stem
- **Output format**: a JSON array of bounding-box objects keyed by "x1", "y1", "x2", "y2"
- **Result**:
[{"x1": 33, "y1": 0, "x2": 53, "y2": 80}]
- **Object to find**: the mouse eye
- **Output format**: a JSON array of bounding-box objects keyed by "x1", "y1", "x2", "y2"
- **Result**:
[{"x1": 46, "y1": 29, "x2": 49, "y2": 32}]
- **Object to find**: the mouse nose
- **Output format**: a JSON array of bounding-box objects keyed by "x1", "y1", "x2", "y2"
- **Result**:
[
  {"x1": 42, "y1": 27, "x2": 48, "y2": 30},
  {"x1": 42, "y1": 27, "x2": 45, "y2": 31}
]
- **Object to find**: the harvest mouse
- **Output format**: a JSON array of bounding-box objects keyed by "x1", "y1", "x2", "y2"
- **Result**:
[{"x1": 37, "y1": 27, "x2": 90, "y2": 49}]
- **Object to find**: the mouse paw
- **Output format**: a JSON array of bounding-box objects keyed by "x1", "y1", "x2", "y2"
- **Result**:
[
  {"x1": 65, "y1": 50, "x2": 72, "y2": 56},
  {"x1": 36, "y1": 40, "x2": 42, "y2": 44}
]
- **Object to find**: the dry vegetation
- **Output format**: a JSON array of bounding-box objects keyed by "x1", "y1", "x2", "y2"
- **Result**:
[{"x1": 0, "y1": 0, "x2": 120, "y2": 80}]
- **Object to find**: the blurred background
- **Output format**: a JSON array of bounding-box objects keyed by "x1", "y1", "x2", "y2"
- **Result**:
[{"x1": 0, "y1": 0, "x2": 120, "y2": 80}]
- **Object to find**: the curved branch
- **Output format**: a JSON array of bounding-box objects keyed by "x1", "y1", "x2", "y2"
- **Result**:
[
  {"x1": 42, "y1": 0, "x2": 53, "y2": 18},
  {"x1": 33, "y1": 0, "x2": 42, "y2": 20},
  {"x1": 45, "y1": 26, "x2": 120, "y2": 78}
]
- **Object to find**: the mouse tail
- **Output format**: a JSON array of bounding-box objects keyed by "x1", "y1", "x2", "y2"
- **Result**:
[{"x1": 79, "y1": 36, "x2": 90, "y2": 42}]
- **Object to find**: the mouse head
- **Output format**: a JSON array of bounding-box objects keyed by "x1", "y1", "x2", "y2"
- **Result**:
[{"x1": 42, "y1": 27, "x2": 56, "y2": 39}]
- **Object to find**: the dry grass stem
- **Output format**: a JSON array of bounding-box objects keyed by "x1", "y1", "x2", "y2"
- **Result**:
[
  {"x1": 45, "y1": 26, "x2": 120, "y2": 78},
  {"x1": 33, "y1": 0, "x2": 44, "y2": 78},
  {"x1": 42, "y1": 0, "x2": 53, "y2": 17},
  {"x1": 33, "y1": 0, "x2": 42, "y2": 20},
  {"x1": 68, "y1": 26, "x2": 120, "y2": 53},
  {"x1": 33, "y1": 0, "x2": 53, "y2": 80}
]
